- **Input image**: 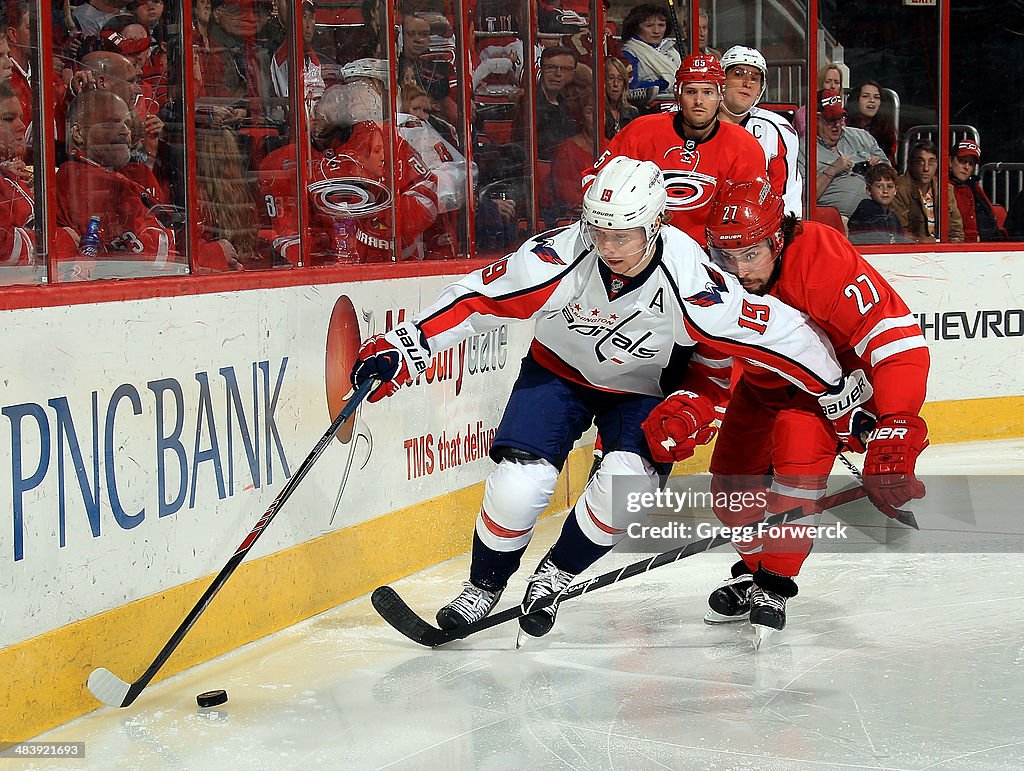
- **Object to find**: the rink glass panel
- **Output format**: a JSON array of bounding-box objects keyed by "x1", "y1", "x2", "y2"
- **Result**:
[{"x1": 7, "y1": 1, "x2": 1024, "y2": 287}]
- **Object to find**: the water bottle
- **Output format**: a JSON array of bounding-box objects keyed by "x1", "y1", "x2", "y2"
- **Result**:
[
  {"x1": 78, "y1": 215, "x2": 101, "y2": 258},
  {"x1": 331, "y1": 219, "x2": 355, "y2": 261}
]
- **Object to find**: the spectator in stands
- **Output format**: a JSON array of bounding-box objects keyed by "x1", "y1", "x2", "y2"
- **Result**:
[
  {"x1": 259, "y1": 79, "x2": 441, "y2": 263},
  {"x1": 194, "y1": 0, "x2": 214, "y2": 51},
  {"x1": 73, "y1": 0, "x2": 130, "y2": 36},
  {"x1": 798, "y1": 89, "x2": 887, "y2": 219},
  {"x1": 948, "y1": 139, "x2": 1006, "y2": 242},
  {"x1": 513, "y1": 45, "x2": 578, "y2": 161},
  {"x1": 620, "y1": 4, "x2": 680, "y2": 95},
  {"x1": 129, "y1": 0, "x2": 164, "y2": 35},
  {"x1": 846, "y1": 80, "x2": 897, "y2": 164},
  {"x1": 894, "y1": 139, "x2": 964, "y2": 243},
  {"x1": 549, "y1": 91, "x2": 596, "y2": 223},
  {"x1": 195, "y1": 127, "x2": 262, "y2": 268},
  {"x1": 200, "y1": 0, "x2": 275, "y2": 121},
  {"x1": 794, "y1": 61, "x2": 844, "y2": 136},
  {"x1": 5, "y1": 1, "x2": 37, "y2": 126},
  {"x1": 847, "y1": 163, "x2": 910, "y2": 244},
  {"x1": 698, "y1": 9, "x2": 721, "y2": 60},
  {"x1": 56, "y1": 90, "x2": 178, "y2": 263},
  {"x1": 400, "y1": 83, "x2": 459, "y2": 148},
  {"x1": 398, "y1": 13, "x2": 455, "y2": 124},
  {"x1": 0, "y1": 32, "x2": 12, "y2": 84},
  {"x1": 1005, "y1": 188, "x2": 1024, "y2": 240},
  {"x1": 603, "y1": 57, "x2": 637, "y2": 141},
  {"x1": 0, "y1": 80, "x2": 34, "y2": 265},
  {"x1": 270, "y1": 0, "x2": 328, "y2": 117}
]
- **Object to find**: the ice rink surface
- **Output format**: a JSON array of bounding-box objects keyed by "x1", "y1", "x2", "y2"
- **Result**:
[{"x1": 23, "y1": 439, "x2": 1024, "y2": 770}]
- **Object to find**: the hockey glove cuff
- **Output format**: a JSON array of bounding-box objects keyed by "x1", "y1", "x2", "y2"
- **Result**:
[{"x1": 818, "y1": 369, "x2": 876, "y2": 453}]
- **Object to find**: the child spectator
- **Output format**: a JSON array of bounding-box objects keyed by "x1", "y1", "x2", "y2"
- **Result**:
[
  {"x1": 847, "y1": 163, "x2": 910, "y2": 244},
  {"x1": 948, "y1": 139, "x2": 1007, "y2": 242}
]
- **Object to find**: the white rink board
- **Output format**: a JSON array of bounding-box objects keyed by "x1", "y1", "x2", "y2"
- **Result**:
[
  {"x1": 0, "y1": 277, "x2": 531, "y2": 646},
  {"x1": 873, "y1": 250, "x2": 1024, "y2": 401}
]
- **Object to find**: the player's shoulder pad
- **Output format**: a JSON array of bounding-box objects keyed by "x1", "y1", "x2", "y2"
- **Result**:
[
  {"x1": 656, "y1": 224, "x2": 740, "y2": 300},
  {"x1": 784, "y1": 220, "x2": 864, "y2": 289},
  {"x1": 513, "y1": 222, "x2": 591, "y2": 273}
]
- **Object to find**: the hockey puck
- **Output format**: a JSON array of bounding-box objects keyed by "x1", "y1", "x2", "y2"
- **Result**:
[{"x1": 196, "y1": 689, "x2": 228, "y2": 708}]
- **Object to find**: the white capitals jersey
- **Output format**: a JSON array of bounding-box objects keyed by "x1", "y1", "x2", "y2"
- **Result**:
[
  {"x1": 414, "y1": 223, "x2": 842, "y2": 399},
  {"x1": 742, "y1": 106, "x2": 804, "y2": 217}
]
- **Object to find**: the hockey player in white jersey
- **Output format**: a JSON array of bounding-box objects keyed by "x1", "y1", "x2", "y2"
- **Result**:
[
  {"x1": 351, "y1": 157, "x2": 849, "y2": 641},
  {"x1": 717, "y1": 46, "x2": 804, "y2": 217}
]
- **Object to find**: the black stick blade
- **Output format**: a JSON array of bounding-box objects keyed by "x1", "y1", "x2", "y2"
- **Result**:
[
  {"x1": 371, "y1": 586, "x2": 452, "y2": 647},
  {"x1": 894, "y1": 507, "x2": 920, "y2": 530}
]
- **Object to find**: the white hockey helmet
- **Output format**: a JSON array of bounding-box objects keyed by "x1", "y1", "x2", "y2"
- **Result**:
[
  {"x1": 720, "y1": 45, "x2": 768, "y2": 104},
  {"x1": 582, "y1": 157, "x2": 667, "y2": 241}
]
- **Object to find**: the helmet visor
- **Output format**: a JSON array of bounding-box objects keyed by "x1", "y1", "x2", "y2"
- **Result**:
[{"x1": 708, "y1": 241, "x2": 777, "y2": 274}]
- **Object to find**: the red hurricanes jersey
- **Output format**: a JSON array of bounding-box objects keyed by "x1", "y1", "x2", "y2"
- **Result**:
[
  {"x1": 0, "y1": 169, "x2": 34, "y2": 265},
  {"x1": 584, "y1": 114, "x2": 768, "y2": 244},
  {"x1": 258, "y1": 122, "x2": 439, "y2": 263},
  {"x1": 54, "y1": 155, "x2": 177, "y2": 264},
  {"x1": 741, "y1": 221, "x2": 930, "y2": 416}
]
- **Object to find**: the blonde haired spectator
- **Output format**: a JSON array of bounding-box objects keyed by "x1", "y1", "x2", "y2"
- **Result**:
[
  {"x1": 603, "y1": 57, "x2": 637, "y2": 141},
  {"x1": 794, "y1": 61, "x2": 847, "y2": 137}
]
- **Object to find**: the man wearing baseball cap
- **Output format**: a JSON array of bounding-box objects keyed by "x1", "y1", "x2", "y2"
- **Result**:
[
  {"x1": 949, "y1": 139, "x2": 1007, "y2": 242},
  {"x1": 798, "y1": 88, "x2": 888, "y2": 219}
]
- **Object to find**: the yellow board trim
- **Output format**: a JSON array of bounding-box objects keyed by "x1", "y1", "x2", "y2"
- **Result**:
[{"x1": 4, "y1": 394, "x2": 1022, "y2": 740}]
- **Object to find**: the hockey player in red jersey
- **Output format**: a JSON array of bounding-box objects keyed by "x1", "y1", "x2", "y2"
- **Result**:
[
  {"x1": 258, "y1": 81, "x2": 442, "y2": 263},
  {"x1": 717, "y1": 46, "x2": 803, "y2": 217},
  {"x1": 352, "y1": 158, "x2": 862, "y2": 644},
  {"x1": 584, "y1": 54, "x2": 768, "y2": 244},
  {"x1": 650, "y1": 178, "x2": 930, "y2": 646}
]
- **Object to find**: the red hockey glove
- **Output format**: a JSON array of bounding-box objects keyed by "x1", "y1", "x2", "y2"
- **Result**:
[
  {"x1": 642, "y1": 390, "x2": 718, "y2": 463},
  {"x1": 350, "y1": 321, "x2": 431, "y2": 403},
  {"x1": 818, "y1": 369, "x2": 877, "y2": 453},
  {"x1": 863, "y1": 413, "x2": 928, "y2": 508}
]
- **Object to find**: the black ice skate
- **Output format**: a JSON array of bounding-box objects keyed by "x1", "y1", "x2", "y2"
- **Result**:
[
  {"x1": 436, "y1": 581, "x2": 503, "y2": 630},
  {"x1": 704, "y1": 560, "x2": 753, "y2": 624},
  {"x1": 517, "y1": 551, "x2": 576, "y2": 646},
  {"x1": 749, "y1": 568, "x2": 799, "y2": 649}
]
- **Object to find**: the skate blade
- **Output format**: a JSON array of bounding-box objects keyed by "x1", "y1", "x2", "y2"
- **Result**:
[
  {"x1": 752, "y1": 624, "x2": 776, "y2": 650},
  {"x1": 704, "y1": 608, "x2": 750, "y2": 625},
  {"x1": 515, "y1": 629, "x2": 529, "y2": 650}
]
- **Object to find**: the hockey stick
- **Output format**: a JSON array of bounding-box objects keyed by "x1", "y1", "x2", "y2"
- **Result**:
[
  {"x1": 837, "y1": 453, "x2": 919, "y2": 530},
  {"x1": 372, "y1": 483, "x2": 869, "y2": 648},
  {"x1": 665, "y1": 0, "x2": 686, "y2": 55},
  {"x1": 88, "y1": 376, "x2": 379, "y2": 708}
]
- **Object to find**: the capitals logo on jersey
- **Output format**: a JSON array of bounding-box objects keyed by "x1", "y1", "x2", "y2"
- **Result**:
[
  {"x1": 684, "y1": 264, "x2": 730, "y2": 307},
  {"x1": 661, "y1": 145, "x2": 718, "y2": 212}
]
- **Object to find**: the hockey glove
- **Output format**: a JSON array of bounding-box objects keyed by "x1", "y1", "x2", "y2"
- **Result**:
[
  {"x1": 818, "y1": 369, "x2": 877, "y2": 453},
  {"x1": 642, "y1": 390, "x2": 718, "y2": 463},
  {"x1": 863, "y1": 413, "x2": 928, "y2": 508},
  {"x1": 350, "y1": 321, "x2": 431, "y2": 403}
]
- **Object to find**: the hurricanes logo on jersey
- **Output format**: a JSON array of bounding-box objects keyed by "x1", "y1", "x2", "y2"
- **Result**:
[
  {"x1": 662, "y1": 170, "x2": 719, "y2": 212},
  {"x1": 684, "y1": 264, "x2": 730, "y2": 307}
]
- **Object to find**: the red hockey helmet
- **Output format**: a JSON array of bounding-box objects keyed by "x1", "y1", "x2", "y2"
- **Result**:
[
  {"x1": 675, "y1": 54, "x2": 726, "y2": 91},
  {"x1": 705, "y1": 178, "x2": 785, "y2": 262}
]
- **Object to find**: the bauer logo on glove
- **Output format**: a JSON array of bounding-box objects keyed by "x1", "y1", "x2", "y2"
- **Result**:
[
  {"x1": 818, "y1": 369, "x2": 877, "y2": 453},
  {"x1": 350, "y1": 321, "x2": 431, "y2": 403}
]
